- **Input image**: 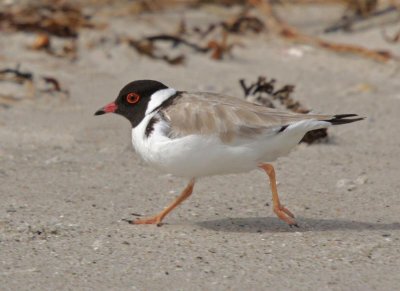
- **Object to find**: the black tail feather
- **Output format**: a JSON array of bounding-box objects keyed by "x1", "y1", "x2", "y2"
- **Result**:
[
  {"x1": 332, "y1": 114, "x2": 358, "y2": 119},
  {"x1": 325, "y1": 114, "x2": 365, "y2": 125}
]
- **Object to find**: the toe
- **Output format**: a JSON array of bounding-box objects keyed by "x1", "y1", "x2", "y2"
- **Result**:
[
  {"x1": 281, "y1": 205, "x2": 295, "y2": 218},
  {"x1": 132, "y1": 216, "x2": 162, "y2": 225},
  {"x1": 273, "y1": 207, "x2": 297, "y2": 226}
]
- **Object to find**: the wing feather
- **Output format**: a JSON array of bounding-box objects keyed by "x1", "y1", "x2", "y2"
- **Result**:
[{"x1": 161, "y1": 92, "x2": 333, "y2": 143}]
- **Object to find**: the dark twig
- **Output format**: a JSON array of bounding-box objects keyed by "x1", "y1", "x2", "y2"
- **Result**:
[
  {"x1": 239, "y1": 79, "x2": 257, "y2": 97},
  {"x1": 145, "y1": 35, "x2": 210, "y2": 53},
  {"x1": 127, "y1": 37, "x2": 186, "y2": 65},
  {"x1": 250, "y1": 0, "x2": 397, "y2": 63},
  {"x1": 130, "y1": 213, "x2": 143, "y2": 217},
  {"x1": 39, "y1": 76, "x2": 69, "y2": 96},
  {"x1": 0, "y1": 65, "x2": 69, "y2": 107},
  {"x1": 193, "y1": 23, "x2": 218, "y2": 38},
  {"x1": 240, "y1": 77, "x2": 275, "y2": 97},
  {"x1": 0, "y1": 66, "x2": 33, "y2": 81},
  {"x1": 324, "y1": 6, "x2": 398, "y2": 33},
  {"x1": 192, "y1": 16, "x2": 265, "y2": 38},
  {"x1": 223, "y1": 16, "x2": 265, "y2": 34},
  {"x1": 42, "y1": 77, "x2": 61, "y2": 92}
]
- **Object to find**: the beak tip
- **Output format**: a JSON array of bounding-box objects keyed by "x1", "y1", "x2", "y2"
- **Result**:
[
  {"x1": 95, "y1": 102, "x2": 117, "y2": 116},
  {"x1": 94, "y1": 110, "x2": 106, "y2": 116}
]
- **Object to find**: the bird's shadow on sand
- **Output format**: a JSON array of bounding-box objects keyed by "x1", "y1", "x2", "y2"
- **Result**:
[{"x1": 196, "y1": 217, "x2": 400, "y2": 233}]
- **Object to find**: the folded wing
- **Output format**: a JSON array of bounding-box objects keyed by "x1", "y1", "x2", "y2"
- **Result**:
[{"x1": 161, "y1": 92, "x2": 358, "y2": 143}]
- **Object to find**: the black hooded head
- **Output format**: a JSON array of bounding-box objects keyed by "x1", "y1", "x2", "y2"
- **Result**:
[{"x1": 95, "y1": 80, "x2": 168, "y2": 127}]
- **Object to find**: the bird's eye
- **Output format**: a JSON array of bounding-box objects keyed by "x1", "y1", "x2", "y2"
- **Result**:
[{"x1": 126, "y1": 92, "x2": 140, "y2": 104}]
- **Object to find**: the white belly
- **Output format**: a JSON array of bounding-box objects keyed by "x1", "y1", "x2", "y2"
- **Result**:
[
  {"x1": 132, "y1": 117, "x2": 329, "y2": 178},
  {"x1": 145, "y1": 135, "x2": 260, "y2": 177}
]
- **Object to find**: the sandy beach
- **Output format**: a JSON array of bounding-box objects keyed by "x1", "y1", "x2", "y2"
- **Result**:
[{"x1": 1, "y1": 1, "x2": 400, "y2": 290}]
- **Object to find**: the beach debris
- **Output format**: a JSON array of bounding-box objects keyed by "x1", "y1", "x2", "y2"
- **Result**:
[
  {"x1": 0, "y1": 65, "x2": 34, "y2": 107},
  {"x1": 382, "y1": 28, "x2": 400, "y2": 43},
  {"x1": 207, "y1": 31, "x2": 236, "y2": 60},
  {"x1": 122, "y1": 1, "x2": 397, "y2": 65},
  {"x1": 124, "y1": 29, "x2": 237, "y2": 64},
  {"x1": 0, "y1": 64, "x2": 69, "y2": 107},
  {"x1": 30, "y1": 34, "x2": 51, "y2": 50},
  {"x1": 249, "y1": 0, "x2": 398, "y2": 63},
  {"x1": 0, "y1": 65, "x2": 33, "y2": 83},
  {"x1": 224, "y1": 15, "x2": 265, "y2": 34},
  {"x1": 143, "y1": 35, "x2": 209, "y2": 53},
  {"x1": 190, "y1": 14, "x2": 265, "y2": 38},
  {"x1": 41, "y1": 76, "x2": 69, "y2": 95},
  {"x1": 240, "y1": 76, "x2": 328, "y2": 144},
  {"x1": 42, "y1": 77, "x2": 61, "y2": 92},
  {"x1": 121, "y1": 7, "x2": 263, "y2": 64},
  {"x1": 355, "y1": 174, "x2": 368, "y2": 185},
  {"x1": 336, "y1": 174, "x2": 367, "y2": 191},
  {"x1": 286, "y1": 47, "x2": 305, "y2": 58},
  {"x1": 130, "y1": 213, "x2": 143, "y2": 217},
  {"x1": 324, "y1": 5, "x2": 398, "y2": 33},
  {"x1": 29, "y1": 34, "x2": 78, "y2": 60},
  {"x1": 240, "y1": 77, "x2": 309, "y2": 113},
  {"x1": 336, "y1": 178, "x2": 357, "y2": 191},
  {"x1": 1, "y1": 2, "x2": 86, "y2": 61},
  {"x1": 125, "y1": 37, "x2": 186, "y2": 65},
  {"x1": 0, "y1": 1, "x2": 95, "y2": 37}
]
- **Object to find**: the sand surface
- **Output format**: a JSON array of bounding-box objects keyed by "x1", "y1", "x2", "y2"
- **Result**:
[{"x1": 1, "y1": 3, "x2": 400, "y2": 290}]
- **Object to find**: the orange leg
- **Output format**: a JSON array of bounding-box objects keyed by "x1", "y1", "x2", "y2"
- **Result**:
[
  {"x1": 131, "y1": 178, "x2": 195, "y2": 226},
  {"x1": 259, "y1": 163, "x2": 298, "y2": 227}
]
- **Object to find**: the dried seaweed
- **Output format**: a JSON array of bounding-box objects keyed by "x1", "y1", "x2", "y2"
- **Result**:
[
  {"x1": 0, "y1": 65, "x2": 34, "y2": 107},
  {"x1": 0, "y1": 66, "x2": 33, "y2": 83},
  {"x1": 192, "y1": 23, "x2": 219, "y2": 38},
  {"x1": 41, "y1": 77, "x2": 69, "y2": 95},
  {"x1": 30, "y1": 34, "x2": 51, "y2": 50},
  {"x1": 174, "y1": 1, "x2": 397, "y2": 63},
  {"x1": 125, "y1": 37, "x2": 186, "y2": 65},
  {"x1": 112, "y1": 4, "x2": 263, "y2": 65},
  {"x1": 240, "y1": 76, "x2": 328, "y2": 144},
  {"x1": 141, "y1": 1, "x2": 398, "y2": 63},
  {"x1": 207, "y1": 32, "x2": 236, "y2": 60},
  {"x1": 223, "y1": 16, "x2": 265, "y2": 34},
  {"x1": 145, "y1": 35, "x2": 210, "y2": 53},
  {"x1": 29, "y1": 34, "x2": 78, "y2": 60},
  {"x1": 325, "y1": 5, "x2": 398, "y2": 33},
  {"x1": 124, "y1": 28, "x2": 238, "y2": 64},
  {"x1": 0, "y1": 65, "x2": 69, "y2": 107},
  {"x1": 190, "y1": 14, "x2": 265, "y2": 38},
  {"x1": 43, "y1": 77, "x2": 62, "y2": 92},
  {"x1": 0, "y1": 2, "x2": 95, "y2": 38},
  {"x1": 250, "y1": 0, "x2": 399, "y2": 63}
]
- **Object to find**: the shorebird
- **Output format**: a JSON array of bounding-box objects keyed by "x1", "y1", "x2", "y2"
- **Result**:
[{"x1": 95, "y1": 80, "x2": 363, "y2": 227}]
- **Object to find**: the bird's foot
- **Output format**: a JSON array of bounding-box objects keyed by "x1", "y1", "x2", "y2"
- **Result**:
[
  {"x1": 273, "y1": 205, "x2": 299, "y2": 228},
  {"x1": 128, "y1": 215, "x2": 164, "y2": 226}
]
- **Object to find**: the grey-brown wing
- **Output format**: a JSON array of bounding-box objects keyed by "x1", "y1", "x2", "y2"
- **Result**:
[{"x1": 162, "y1": 92, "x2": 333, "y2": 143}]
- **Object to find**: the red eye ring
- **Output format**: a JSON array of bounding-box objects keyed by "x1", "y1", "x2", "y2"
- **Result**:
[{"x1": 126, "y1": 92, "x2": 140, "y2": 104}]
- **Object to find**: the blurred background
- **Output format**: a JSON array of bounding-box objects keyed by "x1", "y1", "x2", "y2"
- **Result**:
[
  {"x1": 1, "y1": 0, "x2": 399, "y2": 110},
  {"x1": 1, "y1": 1, "x2": 400, "y2": 290}
]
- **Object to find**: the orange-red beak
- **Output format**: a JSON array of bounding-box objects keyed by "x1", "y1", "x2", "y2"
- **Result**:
[{"x1": 95, "y1": 102, "x2": 117, "y2": 115}]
